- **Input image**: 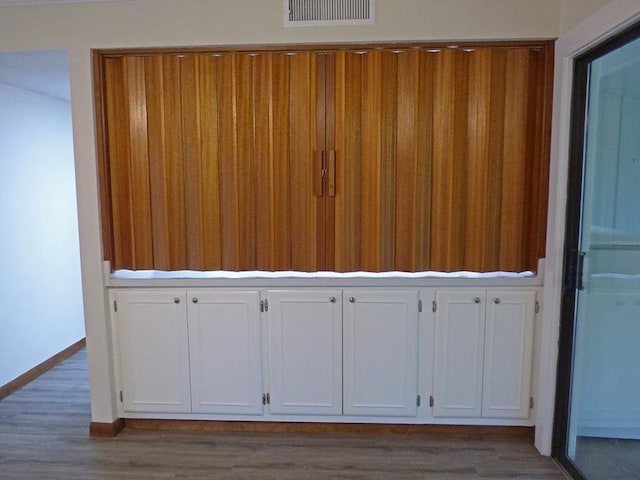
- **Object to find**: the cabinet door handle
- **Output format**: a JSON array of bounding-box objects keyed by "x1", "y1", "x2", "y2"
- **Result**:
[
  {"x1": 493, "y1": 298, "x2": 501, "y2": 304},
  {"x1": 473, "y1": 297, "x2": 481, "y2": 304},
  {"x1": 192, "y1": 298, "x2": 199, "y2": 304},
  {"x1": 173, "y1": 297, "x2": 180, "y2": 304},
  {"x1": 349, "y1": 297, "x2": 355, "y2": 303},
  {"x1": 329, "y1": 296, "x2": 337, "y2": 303}
]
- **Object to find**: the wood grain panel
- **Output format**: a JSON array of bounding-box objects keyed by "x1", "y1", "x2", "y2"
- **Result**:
[
  {"x1": 359, "y1": 50, "x2": 382, "y2": 271},
  {"x1": 235, "y1": 54, "x2": 257, "y2": 270},
  {"x1": 527, "y1": 45, "x2": 553, "y2": 271},
  {"x1": 499, "y1": 48, "x2": 529, "y2": 271},
  {"x1": 195, "y1": 54, "x2": 223, "y2": 270},
  {"x1": 270, "y1": 53, "x2": 292, "y2": 270},
  {"x1": 334, "y1": 51, "x2": 363, "y2": 272},
  {"x1": 180, "y1": 54, "x2": 223, "y2": 271},
  {"x1": 103, "y1": 57, "x2": 134, "y2": 270},
  {"x1": 216, "y1": 54, "x2": 241, "y2": 270},
  {"x1": 394, "y1": 50, "x2": 419, "y2": 271},
  {"x1": 414, "y1": 50, "x2": 437, "y2": 271},
  {"x1": 465, "y1": 48, "x2": 492, "y2": 272},
  {"x1": 288, "y1": 52, "x2": 318, "y2": 271},
  {"x1": 430, "y1": 48, "x2": 457, "y2": 272},
  {"x1": 124, "y1": 56, "x2": 154, "y2": 269},
  {"x1": 484, "y1": 48, "x2": 508, "y2": 271},
  {"x1": 253, "y1": 53, "x2": 274, "y2": 271},
  {"x1": 324, "y1": 54, "x2": 337, "y2": 272},
  {"x1": 450, "y1": 50, "x2": 471, "y2": 271},
  {"x1": 180, "y1": 55, "x2": 205, "y2": 270},
  {"x1": 378, "y1": 51, "x2": 398, "y2": 271},
  {"x1": 96, "y1": 42, "x2": 553, "y2": 274},
  {"x1": 145, "y1": 55, "x2": 187, "y2": 270}
]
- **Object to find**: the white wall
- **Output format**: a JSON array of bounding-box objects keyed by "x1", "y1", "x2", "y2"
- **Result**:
[
  {"x1": 561, "y1": 0, "x2": 611, "y2": 32},
  {"x1": 0, "y1": 0, "x2": 567, "y2": 426},
  {"x1": 0, "y1": 82, "x2": 84, "y2": 388}
]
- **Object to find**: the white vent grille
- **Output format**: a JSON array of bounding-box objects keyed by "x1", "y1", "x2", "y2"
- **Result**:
[{"x1": 285, "y1": 0, "x2": 375, "y2": 27}]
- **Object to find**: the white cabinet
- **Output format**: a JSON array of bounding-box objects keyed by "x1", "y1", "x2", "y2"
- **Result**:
[
  {"x1": 187, "y1": 290, "x2": 263, "y2": 415},
  {"x1": 343, "y1": 289, "x2": 419, "y2": 417},
  {"x1": 433, "y1": 290, "x2": 485, "y2": 417},
  {"x1": 114, "y1": 288, "x2": 262, "y2": 415},
  {"x1": 482, "y1": 290, "x2": 536, "y2": 418},
  {"x1": 433, "y1": 289, "x2": 536, "y2": 419},
  {"x1": 111, "y1": 284, "x2": 536, "y2": 425},
  {"x1": 115, "y1": 289, "x2": 191, "y2": 413},
  {"x1": 266, "y1": 290, "x2": 343, "y2": 415}
]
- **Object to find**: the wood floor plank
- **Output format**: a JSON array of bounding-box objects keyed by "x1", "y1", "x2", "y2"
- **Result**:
[{"x1": 0, "y1": 349, "x2": 566, "y2": 479}]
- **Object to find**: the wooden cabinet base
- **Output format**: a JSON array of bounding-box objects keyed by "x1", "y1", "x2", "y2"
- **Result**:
[
  {"x1": 123, "y1": 419, "x2": 533, "y2": 439},
  {"x1": 89, "y1": 418, "x2": 125, "y2": 437}
]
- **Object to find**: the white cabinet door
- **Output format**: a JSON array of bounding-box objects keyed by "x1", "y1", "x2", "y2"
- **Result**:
[
  {"x1": 343, "y1": 289, "x2": 419, "y2": 417},
  {"x1": 187, "y1": 290, "x2": 263, "y2": 415},
  {"x1": 433, "y1": 290, "x2": 485, "y2": 417},
  {"x1": 115, "y1": 290, "x2": 191, "y2": 413},
  {"x1": 267, "y1": 290, "x2": 342, "y2": 415},
  {"x1": 482, "y1": 290, "x2": 536, "y2": 419}
]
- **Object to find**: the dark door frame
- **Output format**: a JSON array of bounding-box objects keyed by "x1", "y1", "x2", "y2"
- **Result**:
[{"x1": 552, "y1": 20, "x2": 640, "y2": 480}]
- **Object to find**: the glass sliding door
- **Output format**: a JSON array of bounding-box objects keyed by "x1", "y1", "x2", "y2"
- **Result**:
[{"x1": 555, "y1": 22, "x2": 640, "y2": 480}]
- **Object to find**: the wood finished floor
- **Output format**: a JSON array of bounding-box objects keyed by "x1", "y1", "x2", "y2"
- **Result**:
[{"x1": 0, "y1": 349, "x2": 566, "y2": 479}]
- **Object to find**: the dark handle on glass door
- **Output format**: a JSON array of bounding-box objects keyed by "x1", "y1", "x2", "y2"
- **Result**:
[{"x1": 576, "y1": 251, "x2": 586, "y2": 291}]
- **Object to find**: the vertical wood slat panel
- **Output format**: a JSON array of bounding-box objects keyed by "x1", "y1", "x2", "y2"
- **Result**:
[
  {"x1": 484, "y1": 49, "x2": 507, "y2": 271},
  {"x1": 430, "y1": 49, "x2": 457, "y2": 272},
  {"x1": 254, "y1": 53, "x2": 274, "y2": 271},
  {"x1": 288, "y1": 52, "x2": 318, "y2": 271},
  {"x1": 271, "y1": 54, "x2": 292, "y2": 270},
  {"x1": 451, "y1": 50, "x2": 471, "y2": 271},
  {"x1": 378, "y1": 51, "x2": 398, "y2": 271},
  {"x1": 528, "y1": 45, "x2": 553, "y2": 271},
  {"x1": 125, "y1": 56, "x2": 154, "y2": 269},
  {"x1": 360, "y1": 50, "x2": 382, "y2": 271},
  {"x1": 181, "y1": 54, "x2": 223, "y2": 271},
  {"x1": 216, "y1": 54, "x2": 241, "y2": 270},
  {"x1": 334, "y1": 51, "x2": 363, "y2": 272},
  {"x1": 235, "y1": 54, "x2": 257, "y2": 270},
  {"x1": 499, "y1": 48, "x2": 529, "y2": 271},
  {"x1": 465, "y1": 48, "x2": 492, "y2": 272},
  {"x1": 414, "y1": 50, "x2": 436, "y2": 271},
  {"x1": 99, "y1": 43, "x2": 553, "y2": 274},
  {"x1": 196, "y1": 54, "x2": 223, "y2": 271},
  {"x1": 315, "y1": 54, "x2": 328, "y2": 271},
  {"x1": 104, "y1": 57, "x2": 134, "y2": 270},
  {"x1": 394, "y1": 50, "x2": 419, "y2": 272},
  {"x1": 104, "y1": 56, "x2": 154, "y2": 270},
  {"x1": 180, "y1": 55, "x2": 204, "y2": 271},
  {"x1": 145, "y1": 55, "x2": 187, "y2": 271},
  {"x1": 323, "y1": 53, "x2": 337, "y2": 272}
]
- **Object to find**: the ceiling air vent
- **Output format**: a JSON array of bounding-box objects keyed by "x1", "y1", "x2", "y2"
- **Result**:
[{"x1": 285, "y1": 0, "x2": 375, "y2": 27}]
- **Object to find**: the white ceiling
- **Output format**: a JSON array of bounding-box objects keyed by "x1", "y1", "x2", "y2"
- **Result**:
[{"x1": 0, "y1": 50, "x2": 70, "y2": 101}]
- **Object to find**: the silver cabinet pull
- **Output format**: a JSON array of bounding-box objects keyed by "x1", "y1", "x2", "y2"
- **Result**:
[
  {"x1": 493, "y1": 298, "x2": 501, "y2": 304},
  {"x1": 329, "y1": 296, "x2": 337, "y2": 303},
  {"x1": 473, "y1": 297, "x2": 481, "y2": 304},
  {"x1": 349, "y1": 297, "x2": 355, "y2": 303},
  {"x1": 192, "y1": 298, "x2": 199, "y2": 304},
  {"x1": 173, "y1": 297, "x2": 180, "y2": 304}
]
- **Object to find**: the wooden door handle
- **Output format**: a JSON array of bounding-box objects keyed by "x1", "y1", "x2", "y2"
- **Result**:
[{"x1": 328, "y1": 151, "x2": 336, "y2": 197}]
